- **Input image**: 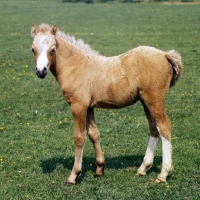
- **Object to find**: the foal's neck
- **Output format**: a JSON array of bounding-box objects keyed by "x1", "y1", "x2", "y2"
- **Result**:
[{"x1": 50, "y1": 37, "x2": 87, "y2": 81}]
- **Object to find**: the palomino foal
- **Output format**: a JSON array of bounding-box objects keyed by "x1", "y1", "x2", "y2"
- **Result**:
[{"x1": 31, "y1": 24, "x2": 183, "y2": 185}]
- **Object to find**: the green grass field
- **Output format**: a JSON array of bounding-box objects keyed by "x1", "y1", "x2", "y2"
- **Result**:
[{"x1": 0, "y1": 0, "x2": 200, "y2": 199}]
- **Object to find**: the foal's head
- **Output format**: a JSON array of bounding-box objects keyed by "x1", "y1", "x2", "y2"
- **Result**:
[{"x1": 31, "y1": 24, "x2": 57, "y2": 78}]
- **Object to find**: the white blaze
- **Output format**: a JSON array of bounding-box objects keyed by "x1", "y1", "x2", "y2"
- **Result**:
[
  {"x1": 34, "y1": 35, "x2": 53, "y2": 71},
  {"x1": 36, "y1": 51, "x2": 48, "y2": 72}
]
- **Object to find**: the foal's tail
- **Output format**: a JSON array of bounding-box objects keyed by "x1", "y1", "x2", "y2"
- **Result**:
[{"x1": 166, "y1": 50, "x2": 183, "y2": 87}]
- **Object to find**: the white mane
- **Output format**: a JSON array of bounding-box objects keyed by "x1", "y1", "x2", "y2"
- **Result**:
[{"x1": 38, "y1": 24, "x2": 99, "y2": 56}]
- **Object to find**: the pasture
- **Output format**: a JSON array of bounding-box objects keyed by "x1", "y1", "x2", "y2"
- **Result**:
[{"x1": 0, "y1": 0, "x2": 200, "y2": 199}]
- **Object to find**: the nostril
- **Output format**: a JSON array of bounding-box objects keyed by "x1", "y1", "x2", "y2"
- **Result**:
[
  {"x1": 35, "y1": 67, "x2": 38, "y2": 71},
  {"x1": 43, "y1": 67, "x2": 48, "y2": 74}
]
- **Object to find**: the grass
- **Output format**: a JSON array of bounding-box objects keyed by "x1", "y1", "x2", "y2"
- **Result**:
[{"x1": 0, "y1": 0, "x2": 200, "y2": 199}]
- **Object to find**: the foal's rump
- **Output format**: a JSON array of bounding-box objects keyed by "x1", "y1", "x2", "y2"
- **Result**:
[{"x1": 125, "y1": 46, "x2": 183, "y2": 92}]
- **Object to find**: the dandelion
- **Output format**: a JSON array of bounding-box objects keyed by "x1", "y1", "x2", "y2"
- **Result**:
[
  {"x1": 157, "y1": 165, "x2": 161, "y2": 169},
  {"x1": 0, "y1": 127, "x2": 4, "y2": 131},
  {"x1": 59, "y1": 121, "x2": 62, "y2": 124},
  {"x1": 90, "y1": 164, "x2": 93, "y2": 166},
  {"x1": 27, "y1": 122, "x2": 30, "y2": 125}
]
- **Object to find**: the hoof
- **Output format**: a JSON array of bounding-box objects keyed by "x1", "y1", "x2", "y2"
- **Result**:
[
  {"x1": 136, "y1": 171, "x2": 146, "y2": 176},
  {"x1": 65, "y1": 182, "x2": 75, "y2": 186},
  {"x1": 155, "y1": 178, "x2": 166, "y2": 183}
]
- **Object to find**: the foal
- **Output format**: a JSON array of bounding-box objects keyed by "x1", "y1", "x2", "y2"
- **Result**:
[{"x1": 31, "y1": 24, "x2": 183, "y2": 184}]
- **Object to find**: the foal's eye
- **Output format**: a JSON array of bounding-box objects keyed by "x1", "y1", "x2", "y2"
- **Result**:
[
  {"x1": 51, "y1": 48, "x2": 56, "y2": 53},
  {"x1": 31, "y1": 48, "x2": 35, "y2": 53}
]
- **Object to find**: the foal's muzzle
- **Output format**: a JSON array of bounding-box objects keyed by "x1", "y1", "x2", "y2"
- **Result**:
[{"x1": 35, "y1": 67, "x2": 48, "y2": 79}]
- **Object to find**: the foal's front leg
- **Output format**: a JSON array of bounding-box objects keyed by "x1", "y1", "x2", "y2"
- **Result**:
[
  {"x1": 86, "y1": 108, "x2": 105, "y2": 176},
  {"x1": 66, "y1": 103, "x2": 87, "y2": 185}
]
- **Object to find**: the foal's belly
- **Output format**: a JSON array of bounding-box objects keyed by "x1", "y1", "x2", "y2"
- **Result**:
[
  {"x1": 90, "y1": 85, "x2": 139, "y2": 109},
  {"x1": 91, "y1": 98, "x2": 138, "y2": 109}
]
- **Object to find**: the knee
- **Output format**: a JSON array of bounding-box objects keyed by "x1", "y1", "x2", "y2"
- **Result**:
[{"x1": 74, "y1": 135, "x2": 86, "y2": 147}]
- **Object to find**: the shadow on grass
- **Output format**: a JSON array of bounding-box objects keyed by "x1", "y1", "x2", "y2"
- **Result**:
[{"x1": 40, "y1": 155, "x2": 162, "y2": 183}]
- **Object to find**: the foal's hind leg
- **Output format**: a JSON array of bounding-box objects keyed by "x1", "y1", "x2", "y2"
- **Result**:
[
  {"x1": 86, "y1": 108, "x2": 105, "y2": 176},
  {"x1": 140, "y1": 98, "x2": 172, "y2": 182},
  {"x1": 137, "y1": 104, "x2": 159, "y2": 176},
  {"x1": 151, "y1": 105, "x2": 172, "y2": 183},
  {"x1": 155, "y1": 123, "x2": 172, "y2": 183}
]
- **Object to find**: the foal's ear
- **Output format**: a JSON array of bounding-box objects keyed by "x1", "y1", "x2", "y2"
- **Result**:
[
  {"x1": 31, "y1": 24, "x2": 39, "y2": 37},
  {"x1": 50, "y1": 25, "x2": 57, "y2": 36}
]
